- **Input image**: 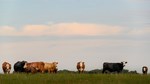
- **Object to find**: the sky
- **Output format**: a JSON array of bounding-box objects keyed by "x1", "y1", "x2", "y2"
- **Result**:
[{"x1": 0, "y1": 0, "x2": 150, "y2": 73}]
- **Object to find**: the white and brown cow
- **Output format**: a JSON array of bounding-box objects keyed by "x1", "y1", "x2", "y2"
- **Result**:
[
  {"x1": 142, "y1": 66, "x2": 148, "y2": 75},
  {"x1": 44, "y1": 62, "x2": 58, "y2": 73},
  {"x1": 2, "y1": 62, "x2": 11, "y2": 74},
  {"x1": 76, "y1": 61, "x2": 85, "y2": 73},
  {"x1": 23, "y1": 62, "x2": 45, "y2": 73}
]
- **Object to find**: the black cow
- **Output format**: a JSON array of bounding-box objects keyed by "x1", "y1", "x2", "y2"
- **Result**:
[
  {"x1": 14, "y1": 61, "x2": 27, "y2": 73},
  {"x1": 102, "y1": 61, "x2": 127, "y2": 73}
]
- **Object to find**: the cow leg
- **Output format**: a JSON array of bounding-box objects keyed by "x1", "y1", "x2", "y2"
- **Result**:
[
  {"x1": 48, "y1": 69, "x2": 50, "y2": 73},
  {"x1": 117, "y1": 71, "x2": 120, "y2": 74},
  {"x1": 31, "y1": 67, "x2": 37, "y2": 74},
  {"x1": 4, "y1": 71, "x2": 6, "y2": 74},
  {"x1": 102, "y1": 69, "x2": 105, "y2": 74},
  {"x1": 82, "y1": 70, "x2": 84, "y2": 73},
  {"x1": 40, "y1": 68, "x2": 45, "y2": 73},
  {"x1": 49, "y1": 69, "x2": 52, "y2": 73},
  {"x1": 41, "y1": 70, "x2": 45, "y2": 73},
  {"x1": 54, "y1": 69, "x2": 57, "y2": 73}
]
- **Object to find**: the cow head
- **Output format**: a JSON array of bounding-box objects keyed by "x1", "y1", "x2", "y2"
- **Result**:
[
  {"x1": 6, "y1": 63, "x2": 11, "y2": 72},
  {"x1": 23, "y1": 63, "x2": 28, "y2": 69},
  {"x1": 121, "y1": 61, "x2": 127, "y2": 67},
  {"x1": 52, "y1": 62, "x2": 58, "y2": 67},
  {"x1": 22, "y1": 61, "x2": 27, "y2": 63}
]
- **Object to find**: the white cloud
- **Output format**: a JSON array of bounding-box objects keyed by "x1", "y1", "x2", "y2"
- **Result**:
[{"x1": 0, "y1": 23, "x2": 124, "y2": 36}]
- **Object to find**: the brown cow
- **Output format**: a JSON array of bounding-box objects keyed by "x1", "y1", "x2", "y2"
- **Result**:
[
  {"x1": 142, "y1": 66, "x2": 148, "y2": 75},
  {"x1": 2, "y1": 62, "x2": 11, "y2": 74},
  {"x1": 24, "y1": 62, "x2": 45, "y2": 73},
  {"x1": 44, "y1": 62, "x2": 58, "y2": 73},
  {"x1": 77, "y1": 61, "x2": 85, "y2": 73}
]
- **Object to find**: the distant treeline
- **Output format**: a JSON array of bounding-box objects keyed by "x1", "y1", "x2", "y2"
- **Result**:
[{"x1": 58, "y1": 69, "x2": 138, "y2": 74}]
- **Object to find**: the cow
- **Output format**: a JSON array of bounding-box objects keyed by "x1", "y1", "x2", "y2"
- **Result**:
[
  {"x1": 142, "y1": 66, "x2": 148, "y2": 75},
  {"x1": 44, "y1": 62, "x2": 58, "y2": 73},
  {"x1": 76, "y1": 61, "x2": 85, "y2": 73},
  {"x1": 102, "y1": 61, "x2": 127, "y2": 73},
  {"x1": 23, "y1": 62, "x2": 45, "y2": 73},
  {"x1": 2, "y1": 62, "x2": 11, "y2": 74},
  {"x1": 14, "y1": 61, "x2": 27, "y2": 73}
]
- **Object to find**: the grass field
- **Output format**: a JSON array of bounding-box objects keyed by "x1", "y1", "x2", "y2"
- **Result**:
[{"x1": 0, "y1": 73, "x2": 150, "y2": 84}]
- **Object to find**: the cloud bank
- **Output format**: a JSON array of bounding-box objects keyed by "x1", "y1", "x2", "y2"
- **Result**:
[
  {"x1": 0, "y1": 22, "x2": 149, "y2": 36},
  {"x1": 0, "y1": 23, "x2": 123, "y2": 36}
]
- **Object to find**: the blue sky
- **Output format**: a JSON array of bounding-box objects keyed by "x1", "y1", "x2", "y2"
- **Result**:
[
  {"x1": 0, "y1": 0, "x2": 150, "y2": 73},
  {"x1": 1, "y1": 0, "x2": 149, "y2": 27}
]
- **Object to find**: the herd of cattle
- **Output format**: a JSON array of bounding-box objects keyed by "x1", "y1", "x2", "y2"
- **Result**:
[
  {"x1": 2, "y1": 61, "x2": 58, "y2": 74},
  {"x1": 1, "y1": 61, "x2": 149, "y2": 74}
]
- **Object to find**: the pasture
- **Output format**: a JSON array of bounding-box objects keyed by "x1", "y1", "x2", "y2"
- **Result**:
[{"x1": 0, "y1": 73, "x2": 150, "y2": 84}]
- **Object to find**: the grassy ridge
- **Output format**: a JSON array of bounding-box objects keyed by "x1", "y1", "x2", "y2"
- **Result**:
[{"x1": 0, "y1": 73, "x2": 150, "y2": 84}]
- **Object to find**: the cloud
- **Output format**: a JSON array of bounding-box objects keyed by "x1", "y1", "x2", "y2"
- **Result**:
[
  {"x1": 128, "y1": 28, "x2": 150, "y2": 35},
  {"x1": 0, "y1": 23, "x2": 124, "y2": 36},
  {"x1": 1, "y1": 23, "x2": 150, "y2": 37},
  {"x1": 0, "y1": 26, "x2": 17, "y2": 36},
  {"x1": 48, "y1": 23, "x2": 123, "y2": 36},
  {"x1": 21, "y1": 25, "x2": 50, "y2": 36}
]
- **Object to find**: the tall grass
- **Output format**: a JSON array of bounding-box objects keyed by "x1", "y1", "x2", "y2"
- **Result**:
[{"x1": 0, "y1": 73, "x2": 150, "y2": 84}]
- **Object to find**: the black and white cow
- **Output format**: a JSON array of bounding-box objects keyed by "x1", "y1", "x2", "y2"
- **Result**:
[{"x1": 102, "y1": 61, "x2": 127, "y2": 73}]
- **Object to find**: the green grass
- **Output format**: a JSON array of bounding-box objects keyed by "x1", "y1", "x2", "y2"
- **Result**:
[{"x1": 0, "y1": 73, "x2": 150, "y2": 84}]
